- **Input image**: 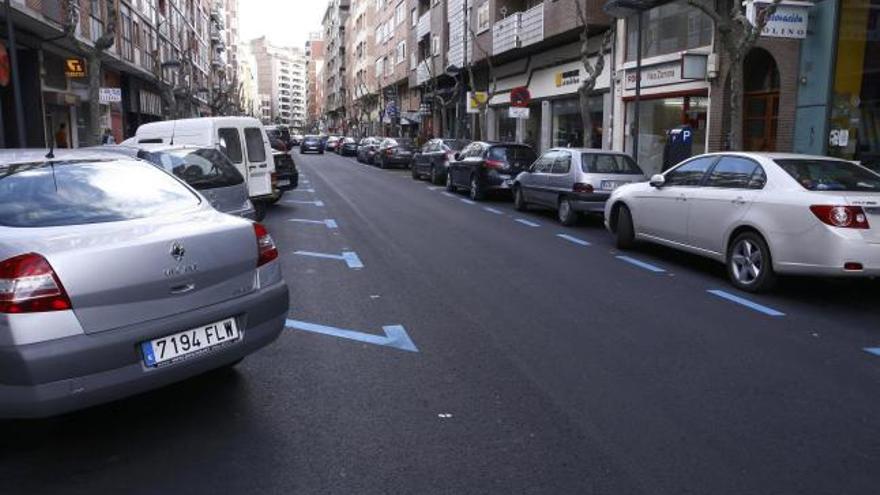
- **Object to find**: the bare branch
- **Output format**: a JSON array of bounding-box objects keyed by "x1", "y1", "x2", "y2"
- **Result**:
[{"x1": 687, "y1": 0, "x2": 725, "y2": 25}]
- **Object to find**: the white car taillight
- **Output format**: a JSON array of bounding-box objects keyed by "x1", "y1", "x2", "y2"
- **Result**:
[
  {"x1": 253, "y1": 223, "x2": 279, "y2": 267},
  {"x1": 0, "y1": 253, "x2": 72, "y2": 314},
  {"x1": 809, "y1": 205, "x2": 870, "y2": 229}
]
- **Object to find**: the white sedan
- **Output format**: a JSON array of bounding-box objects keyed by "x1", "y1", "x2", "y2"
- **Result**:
[{"x1": 605, "y1": 153, "x2": 880, "y2": 292}]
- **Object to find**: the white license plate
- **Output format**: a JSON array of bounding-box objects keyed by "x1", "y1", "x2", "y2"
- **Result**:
[
  {"x1": 600, "y1": 180, "x2": 627, "y2": 191},
  {"x1": 141, "y1": 317, "x2": 240, "y2": 367},
  {"x1": 277, "y1": 179, "x2": 290, "y2": 187}
]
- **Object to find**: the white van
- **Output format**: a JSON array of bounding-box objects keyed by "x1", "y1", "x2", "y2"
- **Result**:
[{"x1": 135, "y1": 117, "x2": 275, "y2": 208}]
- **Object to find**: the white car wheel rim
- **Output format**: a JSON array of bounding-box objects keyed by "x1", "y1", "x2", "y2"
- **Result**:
[
  {"x1": 560, "y1": 200, "x2": 570, "y2": 220},
  {"x1": 732, "y1": 239, "x2": 762, "y2": 285}
]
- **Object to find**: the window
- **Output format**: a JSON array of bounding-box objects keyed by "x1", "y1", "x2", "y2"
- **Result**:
[
  {"x1": 477, "y1": 2, "x2": 490, "y2": 32},
  {"x1": 397, "y1": 40, "x2": 407, "y2": 65},
  {"x1": 705, "y1": 157, "x2": 765, "y2": 189},
  {"x1": 664, "y1": 156, "x2": 716, "y2": 186},
  {"x1": 625, "y1": 3, "x2": 713, "y2": 61},
  {"x1": 776, "y1": 159, "x2": 880, "y2": 192},
  {"x1": 0, "y1": 159, "x2": 199, "y2": 227},
  {"x1": 582, "y1": 154, "x2": 644, "y2": 175},
  {"x1": 432, "y1": 35, "x2": 440, "y2": 56},
  {"x1": 217, "y1": 128, "x2": 243, "y2": 164},
  {"x1": 396, "y1": 2, "x2": 406, "y2": 25},
  {"x1": 488, "y1": 146, "x2": 537, "y2": 165},
  {"x1": 552, "y1": 153, "x2": 572, "y2": 174},
  {"x1": 141, "y1": 149, "x2": 244, "y2": 191},
  {"x1": 411, "y1": 8, "x2": 418, "y2": 27},
  {"x1": 532, "y1": 152, "x2": 556, "y2": 173},
  {"x1": 244, "y1": 128, "x2": 267, "y2": 163}
]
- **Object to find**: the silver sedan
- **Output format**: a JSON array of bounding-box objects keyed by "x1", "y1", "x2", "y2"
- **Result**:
[
  {"x1": 0, "y1": 150, "x2": 289, "y2": 418},
  {"x1": 606, "y1": 152, "x2": 880, "y2": 292}
]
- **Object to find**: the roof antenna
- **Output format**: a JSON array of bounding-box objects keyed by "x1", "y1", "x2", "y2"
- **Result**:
[
  {"x1": 45, "y1": 143, "x2": 55, "y2": 159},
  {"x1": 170, "y1": 118, "x2": 177, "y2": 145}
]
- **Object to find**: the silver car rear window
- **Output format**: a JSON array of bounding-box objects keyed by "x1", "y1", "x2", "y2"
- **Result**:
[
  {"x1": 140, "y1": 149, "x2": 244, "y2": 191},
  {"x1": 582, "y1": 154, "x2": 643, "y2": 175},
  {"x1": 776, "y1": 159, "x2": 880, "y2": 192},
  {"x1": 0, "y1": 159, "x2": 200, "y2": 228}
]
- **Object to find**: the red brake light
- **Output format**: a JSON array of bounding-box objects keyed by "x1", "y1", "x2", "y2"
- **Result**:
[
  {"x1": 484, "y1": 159, "x2": 505, "y2": 170},
  {"x1": 573, "y1": 183, "x2": 594, "y2": 194},
  {"x1": 253, "y1": 223, "x2": 279, "y2": 267},
  {"x1": 809, "y1": 205, "x2": 870, "y2": 229},
  {"x1": 386, "y1": 148, "x2": 394, "y2": 156},
  {"x1": 0, "y1": 253, "x2": 72, "y2": 314}
]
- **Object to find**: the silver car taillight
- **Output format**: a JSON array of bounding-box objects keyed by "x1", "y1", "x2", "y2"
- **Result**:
[
  {"x1": 253, "y1": 223, "x2": 279, "y2": 267},
  {"x1": 0, "y1": 253, "x2": 72, "y2": 313}
]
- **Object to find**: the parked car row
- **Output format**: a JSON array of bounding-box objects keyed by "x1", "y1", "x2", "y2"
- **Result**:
[
  {"x1": 0, "y1": 117, "x2": 293, "y2": 418},
  {"x1": 317, "y1": 137, "x2": 880, "y2": 293}
]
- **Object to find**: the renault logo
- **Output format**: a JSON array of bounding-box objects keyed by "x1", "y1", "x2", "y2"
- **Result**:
[{"x1": 170, "y1": 242, "x2": 186, "y2": 262}]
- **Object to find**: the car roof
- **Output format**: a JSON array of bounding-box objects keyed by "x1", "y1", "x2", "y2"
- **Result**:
[
  {"x1": 555, "y1": 147, "x2": 631, "y2": 156},
  {"x1": 0, "y1": 148, "x2": 127, "y2": 165}
]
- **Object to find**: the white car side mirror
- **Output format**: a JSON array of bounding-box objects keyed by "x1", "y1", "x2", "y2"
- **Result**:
[{"x1": 650, "y1": 174, "x2": 666, "y2": 188}]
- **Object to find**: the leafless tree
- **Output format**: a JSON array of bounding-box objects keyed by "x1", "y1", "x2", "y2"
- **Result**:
[
  {"x1": 573, "y1": 0, "x2": 613, "y2": 148},
  {"x1": 63, "y1": 0, "x2": 118, "y2": 146},
  {"x1": 419, "y1": 44, "x2": 460, "y2": 138},
  {"x1": 467, "y1": 28, "x2": 497, "y2": 141},
  {"x1": 687, "y1": 0, "x2": 783, "y2": 149}
]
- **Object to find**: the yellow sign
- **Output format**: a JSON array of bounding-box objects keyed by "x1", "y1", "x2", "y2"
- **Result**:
[
  {"x1": 467, "y1": 91, "x2": 488, "y2": 113},
  {"x1": 65, "y1": 58, "x2": 87, "y2": 78},
  {"x1": 554, "y1": 69, "x2": 580, "y2": 88}
]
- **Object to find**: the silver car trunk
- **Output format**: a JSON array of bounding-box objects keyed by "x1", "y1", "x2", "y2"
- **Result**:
[{"x1": 15, "y1": 210, "x2": 258, "y2": 334}]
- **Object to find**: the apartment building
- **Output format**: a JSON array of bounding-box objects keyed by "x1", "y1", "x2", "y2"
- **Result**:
[
  {"x1": 248, "y1": 37, "x2": 307, "y2": 130},
  {"x1": 305, "y1": 32, "x2": 326, "y2": 132},
  {"x1": 0, "y1": 0, "x2": 240, "y2": 147},
  {"x1": 322, "y1": 0, "x2": 351, "y2": 132},
  {"x1": 344, "y1": 0, "x2": 379, "y2": 136},
  {"x1": 373, "y1": 0, "x2": 419, "y2": 137}
]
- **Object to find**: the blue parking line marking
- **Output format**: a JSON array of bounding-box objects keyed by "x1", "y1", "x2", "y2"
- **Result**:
[
  {"x1": 288, "y1": 218, "x2": 338, "y2": 229},
  {"x1": 285, "y1": 319, "x2": 418, "y2": 353},
  {"x1": 483, "y1": 207, "x2": 503, "y2": 214},
  {"x1": 427, "y1": 186, "x2": 443, "y2": 191},
  {"x1": 294, "y1": 250, "x2": 363, "y2": 269},
  {"x1": 459, "y1": 198, "x2": 476, "y2": 205},
  {"x1": 292, "y1": 188, "x2": 316, "y2": 193},
  {"x1": 514, "y1": 218, "x2": 541, "y2": 227},
  {"x1": 707, "y1": 289, "x2": 786, "y2": 317},
  {"x1": 616, "y1": 255, "x2": 666, "y2": 273},
  {"x1": 441, "y1": 192, "x2": 456, "y2": 198},
  {"x1": 864, "y1": 348, "x2": 880, "y2": 357},
  {"x1": 285, "y1": 200, "x2": 325, "y2": 207},
  {"x1": 557, "y1": 234, "x2": 591, "y2": 246}
]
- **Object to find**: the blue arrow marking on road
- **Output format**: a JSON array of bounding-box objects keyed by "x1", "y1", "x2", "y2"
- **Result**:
[
  {"x1": 285, "y1": 319, "x2": 418, "y2": 352},
  {"x1": 294, "y1": 250, "x2": 364, "y2": 269},
  {"x1": 514, "y1": 218, "x2": 541, "y2": 227},
  {"x1": 288, "y1": 218, "x2": 338, "y2": 229},
  {"x1": 285, "y1": 200, "x2": 324, "y2": 207},
  {"x1": 557, "y1": 234, "x2": 591, "y2": 246},
  {"x1": 483, "y1": 207, "x2": 504, "y2": 214},
  {"x1": 616, "y1": 255, "x2": 666, "y2": 273},
  {"x1": 864, "y1": 348, "x2": 880, "y2": 357},
  {"x1": 707, "y1": 289, "x2": 785, "y2": 317}
]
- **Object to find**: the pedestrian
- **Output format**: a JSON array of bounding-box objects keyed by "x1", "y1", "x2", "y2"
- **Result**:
[
  {"x1": 54, "y1": 123, "x2": 68, "y2": 149},
  {"x1": 101, "y1": 128, "x2": 116, "y2": 145}
]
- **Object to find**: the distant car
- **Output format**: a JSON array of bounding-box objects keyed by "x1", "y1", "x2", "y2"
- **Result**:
[
  {"x1": 325, "y1": 136, "x2": 341, "y2": 152},
  {"x1": 94, "y1": 144, "x2": 257, "y2": 220},
  {"x1": 270, "y1": 150, "x2": 299, "y2": 202},
  {"x1": 357, "y1": 137, "x2": 380, "y2": 164},
  {"x1": 0, "y1": 149, "x2": 289, "y2": 418},
  {"x1": 412, "y1": 138, "x2": 471, "y2": 185},
  {"x1": 606, "y1": 152, "x2": 880, "y2": 292},
  {"x1": 375, "y1": 138, "x2": 415, "y2": 169},
  {"x1": 339, "y1": 137, "x2": 359, "y2": 156},
  {"x1": 264, "y1": 126, "x2": 291, "y2": 152},
  {"x1": 447, "y1": 142, "x2": 537, "y2": 201},
  {"x1": 514, "y1": 148, "x2": 646, "y2": 226},
  {"x1": 291, "y1": 134, "x2": 303, "y2": 146},
  {"x1": 300, "y1": 135, "x2": 324, "y2": 154}
]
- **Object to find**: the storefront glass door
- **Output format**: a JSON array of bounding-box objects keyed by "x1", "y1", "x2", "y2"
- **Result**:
[{"x1": 625, "y1": 95, "x2": 707, "y2": 176}]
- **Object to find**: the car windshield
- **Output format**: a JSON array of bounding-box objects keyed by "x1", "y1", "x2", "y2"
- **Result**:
[
  {"x1": 442, "y1": 139, "x2": 470, "y2": 151},
  {"x1": 488, "y1": 146, "x2": 537, "y2": 164},
  {"x1": 582, "y1": 154, "x2": 643, "y2": 175},
  {"x1": 0, "y1": 159, "x2": 199, "y2": 227},
  {"x1": 776, "y1": 159, "x2": 880, "y2": 192},
  {"x1": 141, "y1": 148, "x2": 244, "y2": 191}
]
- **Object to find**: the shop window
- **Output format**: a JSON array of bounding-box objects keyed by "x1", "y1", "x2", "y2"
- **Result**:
[
  {"x1": 625, "y1": 3, "x2": 713, "y2": 61},
  {"x1": 552, "y1": 96, "x2": 602, "y2": 148},
  {"x1": 625, "y1": 96, "x2": 708, "y2": 176}
]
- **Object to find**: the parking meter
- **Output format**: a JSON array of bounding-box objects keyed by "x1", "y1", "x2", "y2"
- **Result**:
[{"x1": 662, "y1": 125, "x2": 694, "y2": 171}]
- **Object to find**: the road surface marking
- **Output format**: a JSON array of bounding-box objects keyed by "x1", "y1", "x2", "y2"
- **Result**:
[
  {"x1": 284, "y1": 200, "x2": 325, "y2": 207},
  {"x1": 706, "y1": 289, "x2": 786, "y2": 317},
  {"x1": 294, "y1": 250, "x2": 363, "y2": 269},
  {"x1": 514, "y1": 218, "x2": 541, "y2": 227},
  {"x1": 864, "y1": 348, "x2": 880, "y2": 357},
  {"x1": 291, "y1": 188, "x2": 316, "y2": 193},
  {"x1": 441, "y1": 192, "x2": 457, "y2": 199},
  {"x1": 288, "y1": 218, "x2": 338, "y2": 229},
  {"x1": 616, "y1": 255, "x2": 666, "y2": 273},
  {"x1": 459, "y1": 198, "x2": 476, "y2": 205},
  {"x1": 427, "y1": 186, "x2": 443, "y2": 191},
  {"x1": 483, "y1": 207, "x2": 504, "y2": 215},
  {"x1": 557, "y1": 234, "x2": 592, "y2": 246},
  {"x1": 286, "y1": 319, "x2": 418, "y2": 353}
]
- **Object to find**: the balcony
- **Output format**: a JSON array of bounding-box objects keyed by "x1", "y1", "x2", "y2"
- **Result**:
[
  {"x1": 492, "y1": 3, "x2": 544, "y2": 55},
  {"x1": 416, "y1": 60, "x2": 431, "y2": 85},
  {"x1": 417, "y1": 11, "x2": 431, "y2": 39}
]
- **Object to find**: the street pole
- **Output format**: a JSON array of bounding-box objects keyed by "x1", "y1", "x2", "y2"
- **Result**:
[
  {"x1": 459, "y1": 0, "x2": 467, "y2": 139},
  {"x1": 632, "y1": 11, "x2": 642, "y2": 163},
  {"x1": 5, "y1": 0, "x2": 26, "y2": 147}
]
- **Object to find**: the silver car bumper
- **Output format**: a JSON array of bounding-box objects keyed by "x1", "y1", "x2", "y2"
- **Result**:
[
  {"x1": 0, "y1": 280, "x2": 289, "y2": 419},
  {"x1": 773, "y1": 225, "x2": 880, "y2": 276}
]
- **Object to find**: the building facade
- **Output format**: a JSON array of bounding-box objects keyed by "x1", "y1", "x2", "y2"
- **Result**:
[
  {"x1": 305, "y1": 32, "x2": 326, "y2": 132},
  {"x1": 322, "y1": 0, "x2": 351, "y2": 132},
  {"x1": 345, "y1": 0, "x2": 379, "y2": 136},
  {"x1": 248, "y1": 36, "x2": 307, "y2": 129},
  {"x1": 0, "y1": 0, "x2": 240, "y2": 148}
]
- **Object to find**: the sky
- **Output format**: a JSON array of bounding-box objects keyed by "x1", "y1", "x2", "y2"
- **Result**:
[{"x1": 239, "y1": 0, "x2": 325, "y2": 49}]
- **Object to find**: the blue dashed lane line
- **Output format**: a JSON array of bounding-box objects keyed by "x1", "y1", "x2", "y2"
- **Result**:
[
  {"x1": 615, "y1": 255, "x2": 666, "y2": 273},
  {"x1": 863, "y1": 348, "x2": 880, "y2": 357},
  {"x1": 707, "y1": 289, "x2": 786, "y2": 317},
  {"x1": 514, "y1": 218, "x2": 541, "y2": 227},
  {"x1": 556, "y1": 234, "x2": 591, "y2": 246},
  {"x1": 483, "y1": 207, "x2": 504, "y2": 215}
]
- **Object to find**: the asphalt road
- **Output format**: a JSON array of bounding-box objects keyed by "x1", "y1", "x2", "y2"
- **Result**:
[{"x1": 3, "y1": 149, "x2": 880, "y2": 494}]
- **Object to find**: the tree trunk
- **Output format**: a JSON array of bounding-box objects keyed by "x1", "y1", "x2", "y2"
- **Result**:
[
  {"x1": 727, "y1": 57, "x2": 744, "y2": 150},
  {"x1": 86, "y1": 53, "x2": 103, "y2": 147},
  {"x1": 479, "y1": 107, "x2": 488, "y2": 141},
  {"x1": 579, "y1": 86, "x2": 593, "y2": 148},
  {"x1": 439, "y1": 105, "x2": 448, "y2": 137}
]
